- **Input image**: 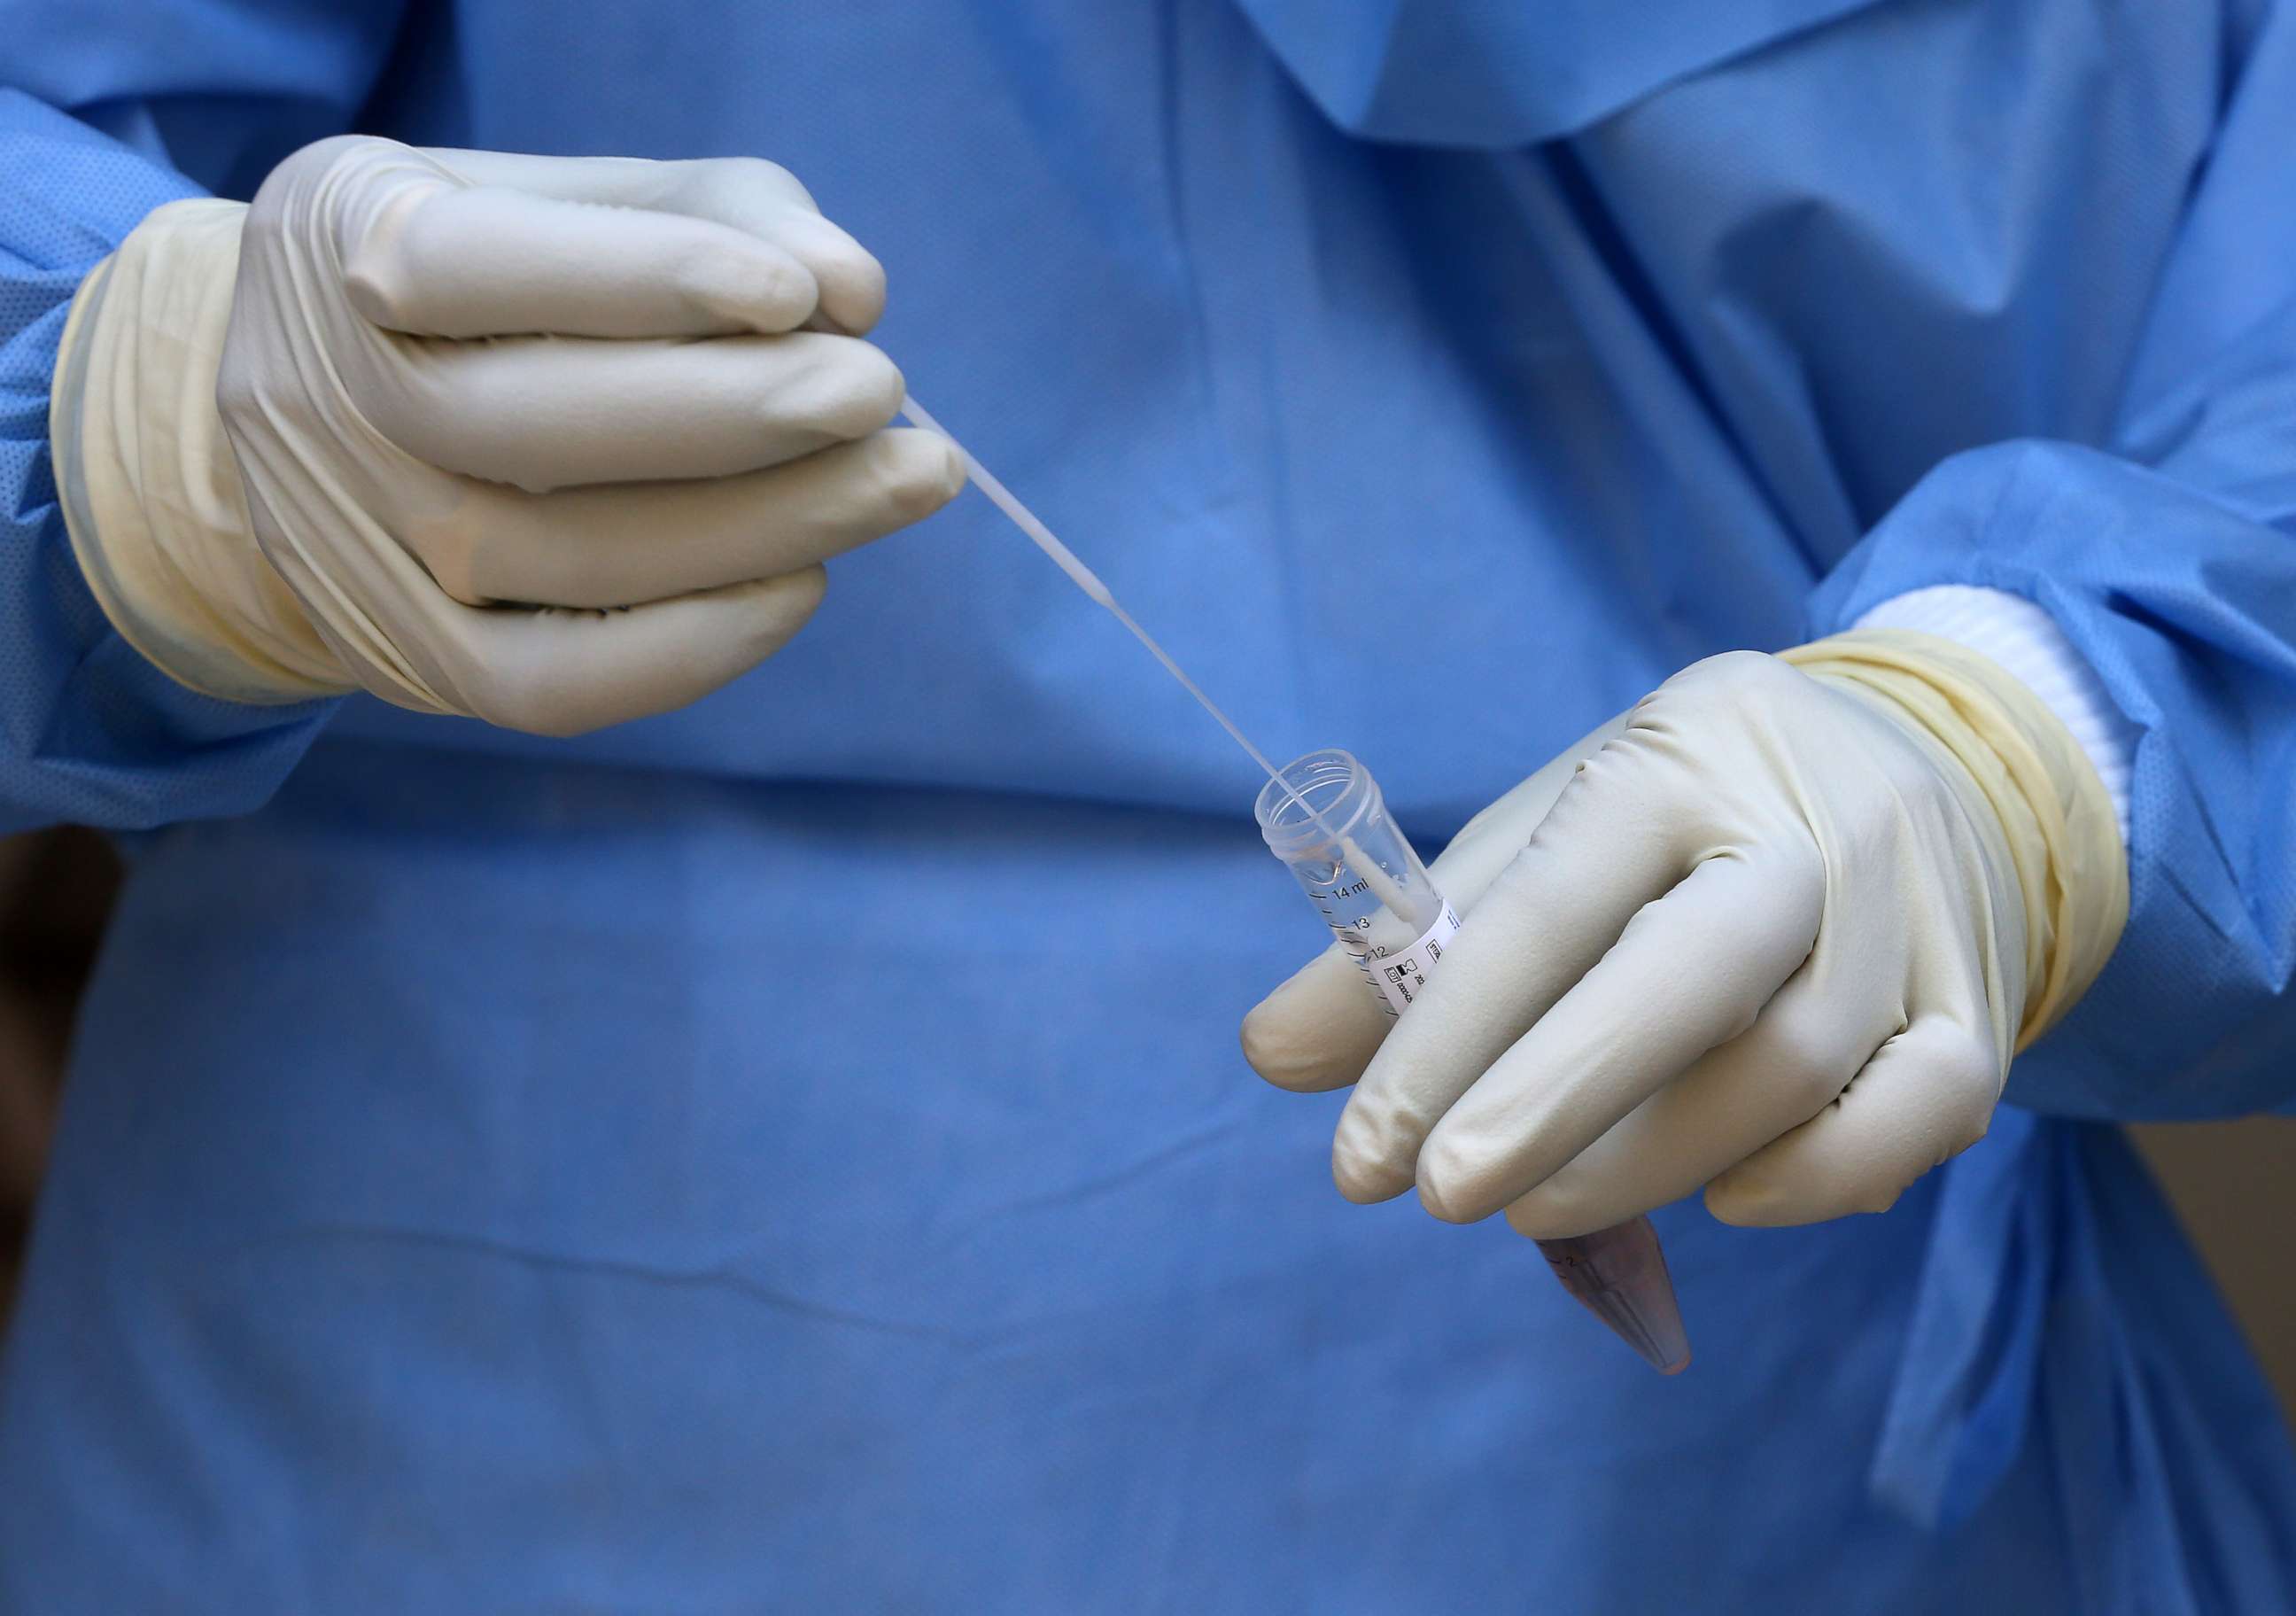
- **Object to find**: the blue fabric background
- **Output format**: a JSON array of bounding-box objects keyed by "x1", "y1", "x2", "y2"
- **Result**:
[{"x1": 2, "y1": 2, "x2": 2292, "y2": 1608}]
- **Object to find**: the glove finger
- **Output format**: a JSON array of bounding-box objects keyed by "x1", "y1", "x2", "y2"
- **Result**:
[
  {"x1": 1411, "y1": 843, "x2": 1822, "y2": 1224},
  {"x1": 1240, "y1": 944, "x2": 1391, "y2": 1093},
  {"x1": 352, "y1": 330, "x2": 904, "y2": 492},
  {"x1": 1241, "y1": 715, "x2": 1633, "y2": 1099},
  {"x1": 1422, "y1": 713, "x2": 1634, "y2": 907},
  {"x1": 421, "y1": 150, "x2": 887, "y2": 334},
  {"x1": 345, "y1": 183, "x2": 826, "y2": 338},
  {"x1": 412, "y1": 430, "x2": 965, "y2": 608},
  {"x1": 1702, "y1": 1015, "x2": 1999, "y2": 1226},
  {"x1": 419, "y1": 569, "x2": 829, "y2": 736},
  {"x1": 1500, "y1": 975, "x2": 1901, "y2": 1239},
  {"x1": 1324, "y1": 742, "x2": 1697, "y2": 1207}
]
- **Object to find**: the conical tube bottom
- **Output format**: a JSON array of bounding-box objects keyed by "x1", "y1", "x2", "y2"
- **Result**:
[{"x1": 1535, "y1": 1216, "x2": 1691, "y2": 1375}]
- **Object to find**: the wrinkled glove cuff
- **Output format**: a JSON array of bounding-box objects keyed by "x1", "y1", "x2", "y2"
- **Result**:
[
  {"x1": 1780, "y1": 630, "x2": 2129, "y2": 1048},
  {"x1": 50, "y1": 198, "x2": 349, "y2": 705},
  {"x1": 1851, "y1": 584, "x2": 2134, "y2": 846}
]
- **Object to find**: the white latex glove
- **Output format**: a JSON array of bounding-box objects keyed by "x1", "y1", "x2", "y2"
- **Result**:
[
  {"x1": 1242, "y1": 636, "x2": 2126, "y2": 1237},
  {"x1": 50, "y1": 136, "x2": 965, "y2": 734}
]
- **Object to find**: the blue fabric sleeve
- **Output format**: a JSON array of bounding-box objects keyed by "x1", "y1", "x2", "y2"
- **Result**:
[
  {"x1": 0, "y1": 0, "x2": 406, "y2": 833},
  {"x1": 1809, "y1": 12, "x2": 2296, "y2": 1121},
  {"x1": 0, "y1": 91, "x2": 340, "y2": 834},
  {"x1": 0, "y1": 6, "x2": 404, "y2": 826}
]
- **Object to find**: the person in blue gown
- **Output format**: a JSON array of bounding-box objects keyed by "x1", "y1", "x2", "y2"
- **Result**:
[{"x1": 3, "y1": 3, "x2": 2294, "y2": 1610}]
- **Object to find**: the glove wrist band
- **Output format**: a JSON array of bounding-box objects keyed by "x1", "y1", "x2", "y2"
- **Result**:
[
  {"x1": 50, "y1": 198, "x2": 349, "y2": 705},
  {"x1": 1780, "y1": 629, "x2": 2129, "y2": 1049}
]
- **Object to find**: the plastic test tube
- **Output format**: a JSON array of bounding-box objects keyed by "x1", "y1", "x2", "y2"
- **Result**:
[{"x1": 1254, "y1": 748, "x2": 1692, "y2": 1376}]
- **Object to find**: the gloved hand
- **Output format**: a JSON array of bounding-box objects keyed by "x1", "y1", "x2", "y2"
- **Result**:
[
  {"x1": 1241, "y1": 635, "x2": 2126, "y2": 1237},
  {"x1": 50, "y1": 136, "x2": 964, "y2": 734}
]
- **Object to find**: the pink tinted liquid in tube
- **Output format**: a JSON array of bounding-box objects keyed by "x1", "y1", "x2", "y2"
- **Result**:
[{"x1": 1254, "y1": 750, "x2": 1690, "y2": 1375}]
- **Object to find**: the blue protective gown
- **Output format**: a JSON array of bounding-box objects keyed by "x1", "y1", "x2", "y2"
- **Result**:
[{"x1": 4, "y1": 2, "x2": 2295, "y2": 1611}]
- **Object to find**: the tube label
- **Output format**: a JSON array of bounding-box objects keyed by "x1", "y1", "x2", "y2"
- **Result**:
[{"x1": 1355, "y1": 902, "x2": 1461, "y2": 1018}]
